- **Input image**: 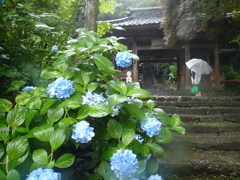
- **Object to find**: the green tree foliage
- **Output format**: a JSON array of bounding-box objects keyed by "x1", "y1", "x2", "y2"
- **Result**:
[
  {"x1": 0, "y1": 0, "x2": 84, "y2": 97},
  {"x1": 162, "y1": 0, "x2": 240, "y2": 45}
]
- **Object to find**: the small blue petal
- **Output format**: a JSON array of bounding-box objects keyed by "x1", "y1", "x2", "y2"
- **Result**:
[
  {"x1": 110, "y1": 149, "x2": 138, "y2": 179},
  {"x1": 140, "y1": 117, "x2": 162, "y2": 137},
  {"x1": 115, "y1": 52, "x2": 133, "y2": 68},
  {"x1": 135, "y1": 134, "x2": 144, "y2": 144},
  {"x1": 51, "y1": 45, "x2": 58, "y2": 52},
  {"x1": 47, "y1": 77, "x2": 75, "y2": 99},
  {"x1": 72, "y1": 121, "x2": 95, "y2": 143},
  {"x1": 22, "y1": 86, "x2": 37, "y2": 91},
  {"x1": 110, "y1": 104, "x2": 123, "y2": 117},
  {"x1": 0, "y1": 0, "x2": 4, "y2": 5},
  {"x1": 26, "y1": 168, "x2": 61, "y2": 180},
  {"x1": 82, "y1": 92, "x2": 108, "y2": 105}
]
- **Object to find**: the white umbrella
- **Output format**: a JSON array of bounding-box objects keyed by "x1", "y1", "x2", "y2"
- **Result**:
[{"x1": 185, "y1": 58, "x2": 212, "y2": 75}]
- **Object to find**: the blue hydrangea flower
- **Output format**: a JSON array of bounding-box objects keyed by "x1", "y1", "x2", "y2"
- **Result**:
[
  {"x1": 140, "y1": 117, "x2": 162, "y2": 137},
  {"x1": 26, "y1": 168, "x2": 61, "y2": 180},
  {"x1": 51, "y1": 45, "x2": 58, "y2": 52},
  {"x1": 82, "y1": 92, "x2": 108, "y2": 105},
  {"x1": 22, "y1": 86, "x2": 37, "y2": 91},
  {"x1": 71, "y1": 121, "x2": 95, "y2": 143},
  {"x1": 148, "y1": 174, "x2": 163, "y2": 180},
  {"x1": 47, "y1": 77, "x2": 75, "y2": 99},
  {"x1": 110, "y1": 104, "x2": 123, "y2": 117},
  {"x1": 110, "y1": 149, "x2": 138, "y2": 179},
  {"x1": 115, "y1": 51, "x2": 133, "y2": 68},
  {"x1": 0, "y1": 0, "x2": 4, "y2": 5},
  {"x1": 135, "y1": 134, "x2": 144, "y2": 144}
]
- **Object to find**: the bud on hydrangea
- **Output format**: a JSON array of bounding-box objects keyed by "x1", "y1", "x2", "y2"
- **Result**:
[
  {"x1": 47, "y1": 77, "x2": 75, "y2": 99},
  {"x1": 71, "y1": 121, "x2": 95, "y2": 143},
  {"x1": 140, "y1": 117, "x2": 162, "y2": 137},
  {"x1": 115, "y1": 51, "x2": 133, "y2": 68},
  {"x1": 22, "y1": 86, "x2": 37, "y2": 91},
  {"x1": 82, "y1": 92, "x2": 108, "y2": 105},
  {"x1": 51, "y1": 45, "x2": 58, "y2": 52},
  {"x1": 110, "y1": 149, "x2": 138, "y2": 179},
  {"x1": 135, "y1": 134, "x2": 144, "y2": 144},
  {"x1": 148, "y1": 174, "x2": 163, "y2": 180},
  {"x1": 26, "y1": 168, "x2": 61, "y2": 180}
]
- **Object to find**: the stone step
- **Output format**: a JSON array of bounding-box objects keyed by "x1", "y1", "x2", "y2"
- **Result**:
[
  {"x1": 178, "y1": 114, "x2": 240, "y2": 123},
  {"x1": 161, "y1": 106, "x2": 240, "y2": 115},
  {"x1": 182, "y1": 122, "x2": 240, "y2": 133},
  {"x1": 159, "y1": 150, "x2": 240, "y2": 177},
  {"x1": 153, "y1": 95, "x2": 240, "y2": 102},
  {"x1": 168, "y1": 132, "x2": 240, "y2": 151},
  {"x1": 156, "y1": 100, "x2": 240, "y2": 107}
]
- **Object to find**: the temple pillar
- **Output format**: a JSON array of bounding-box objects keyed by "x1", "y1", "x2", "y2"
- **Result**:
[
  {"x1": 132, "y1": 42, "x2": 139, "y2": 82},
  {"x1": 185, "y1": 42, "x2": 191, "y2": 89},
  {"x1": 214, "y1": 41, "x2": 221, "y2": 89}
]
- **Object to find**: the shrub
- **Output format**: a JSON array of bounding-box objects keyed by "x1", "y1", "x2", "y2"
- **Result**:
[{"x1": 0, "y1": 27, "x2": 185, "y2": 179}]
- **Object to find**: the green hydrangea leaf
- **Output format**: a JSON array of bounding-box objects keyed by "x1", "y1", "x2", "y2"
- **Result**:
[
  {"x1": 107, "y1": 119, "x2": 122, "y2": 140},
  {"x1": 47, "y1": 108, "x2": 64, "y2": 124},
  {"x1": 6, "y1": 137, "x2": 28, "y2": 161},
  {"x1": 77, "y1": 105, "x2": 90, "y2": 120},
  {"x1": 32, "y1": 149, "x2": 48, "y2": 165},
  {"x1": 0, "y1": 99, "x2": 13, "y2": 113},
  {"x1": 32, "y1": 124, "x2": 54, "y2": 142},
  {"x1": 49, "y1": 128, "x2": 66, "y2": 151},
  {"x1": 124, "y1": 104, "x2": 146, "y2": 121},
  {"x1": 122, "y1": 129, "x2": 135, "y2": 147},
  {"x1": 89, "y1": 104, "x2": 110, "y2": 118},
  {"x1": 6, "y1": 107, "x2": 26, "y2": 127},
  {"x1": 15, "y1": 94, "x2": 31, "y2": 106},
  {"x1": 126, "y1": 88, "x2": 151, "y2": 98},
  {"x1": 6, "y1": 170, "x2": 20, "y2": 180},
  {"x1": 55, "y1": 153, "x2": 75, "y2": 168},
  {"x1": 26, "y1": 97, "x2": 42, "y2": 110},
  {"x1": 147, "y1": 157, "x2": 159, "y2": 175},
  {"x1": 93, "y1": 55, "x2": 115, "y2": 74}
]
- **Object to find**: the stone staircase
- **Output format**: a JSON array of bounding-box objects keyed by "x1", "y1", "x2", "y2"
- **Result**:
[{"x1": 154, "y1": 96, "x2": 240, "y2": 178}]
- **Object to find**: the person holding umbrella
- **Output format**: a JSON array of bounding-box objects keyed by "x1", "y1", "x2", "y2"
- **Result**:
[
  {"x1": 186, "y1": 58, "x2": 212, "y2": 96},
  {"x1": 191, "y1": 71, "x2": 201, "y2": 96}
]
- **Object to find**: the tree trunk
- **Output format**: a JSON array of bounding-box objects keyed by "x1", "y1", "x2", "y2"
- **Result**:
[{"x1": 84, "y1": 0, "x2": 99, "y2": 31}]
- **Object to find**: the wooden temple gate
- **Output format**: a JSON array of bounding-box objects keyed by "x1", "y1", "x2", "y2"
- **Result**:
[{"x1": 108, "y1": 7, "x2": 221, "y2": 90}]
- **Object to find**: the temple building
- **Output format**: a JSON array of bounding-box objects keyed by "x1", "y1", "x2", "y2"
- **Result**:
[{"x1": 107, "y1": 7, "x2": 223, "y2": 91}]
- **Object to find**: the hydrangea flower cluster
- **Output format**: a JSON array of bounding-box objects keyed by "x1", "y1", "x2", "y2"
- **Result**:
[
  {"x1": 22, "y1": 86, "x2": 37, "y2": 91},
  {"x1": 47, "y1": 77, "x2": 75, "y2": 99},
  {"x1": 140, "y1": 117, "x2": 162, "y2": 137},
  {"x1": 110, "y1": 149, "x2": 138, "y2": 179},
  {"x1": 82, "y1": 92, "x2": 108, "y2": 105},
  {"x1": 26, "y1": 168, "x2": 61, "y2": 180},
  {"x1": 110, "y1": 104, "x2": 123, "y2": 117},
  {"x1": 115, "y1": 51, "x2": 133, "y2": 68},
  {"x1": 135, "y1": 134, "x2": 144, "y2": 144},
  {"x1": 148, "y1": 174, "x2": 163, "y2": 180},
  {"x1": 71, "y1": 120, "x2": 95, "y2": 143},
  {"x1": 51, "y1": 45, "x2": 58, "y2": 52}
]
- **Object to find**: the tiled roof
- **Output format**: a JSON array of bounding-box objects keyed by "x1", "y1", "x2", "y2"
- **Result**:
[{"x1": 107, "y1": 7, "x2": 164, "y2": 27}]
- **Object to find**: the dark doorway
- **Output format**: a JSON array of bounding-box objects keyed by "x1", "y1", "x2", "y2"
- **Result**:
[{"x1": 138, "y1": 50, "x2": 179, "y2": 95}]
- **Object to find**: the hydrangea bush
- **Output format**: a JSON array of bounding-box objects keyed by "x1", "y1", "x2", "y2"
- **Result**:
[{"x1": 0, "y1": 25, "x2": 185, "y2": 179}]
